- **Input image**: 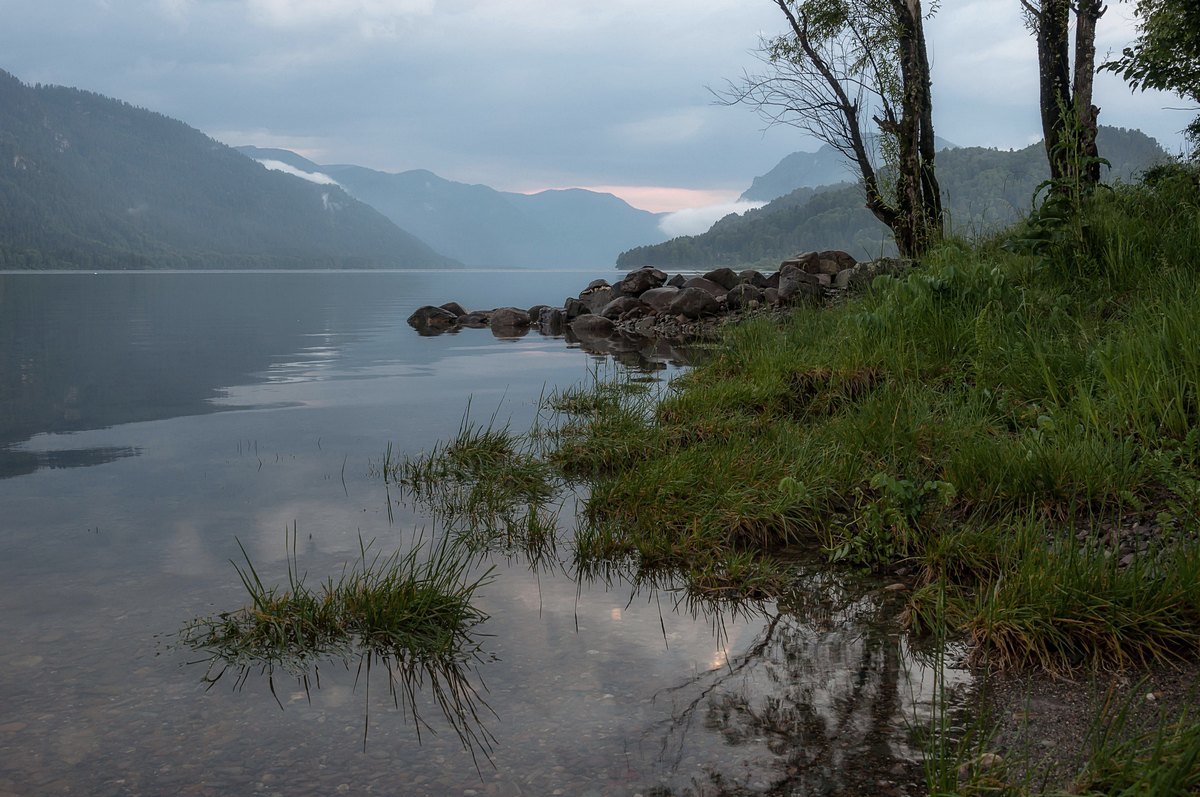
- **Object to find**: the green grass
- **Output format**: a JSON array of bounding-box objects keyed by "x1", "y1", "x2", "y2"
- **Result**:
[{"x1": 180, "y1": 526, "x2": 496, "y2": 754}]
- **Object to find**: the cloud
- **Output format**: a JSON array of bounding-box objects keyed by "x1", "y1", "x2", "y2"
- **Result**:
[
  {"x1": 658, "y1": 200, "x2": 765, "y2": 238},
  {"x1": 255, "y1": 159, "x2": 340, "y2": 185}
]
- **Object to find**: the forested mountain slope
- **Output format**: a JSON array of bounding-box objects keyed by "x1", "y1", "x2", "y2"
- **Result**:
[
  {"x1": 0, "y1": 70, "x2": 457, "y2": 270},
  {"x1": 620, "y1": 127, "x2": 1168, "y2": 269}
]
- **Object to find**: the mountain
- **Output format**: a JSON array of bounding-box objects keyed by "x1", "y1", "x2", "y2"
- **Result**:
[
  {"x1": 0, "y1": 70, "x2": 458, "y2": 270},
  {"x1": 620, "y1": 127, "x2": 1169, "y2": 269},
  {"x1": 238, "y1": 147, "x2": 668, "y2": 268},
  {"x1": 740, "y1": 136, "x2": 959, "y2": 203}
]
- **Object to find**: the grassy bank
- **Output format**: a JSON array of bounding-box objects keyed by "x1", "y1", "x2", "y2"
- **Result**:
[{"x1": 540, "y1": 165, "x2": 1200, "y2": 675}]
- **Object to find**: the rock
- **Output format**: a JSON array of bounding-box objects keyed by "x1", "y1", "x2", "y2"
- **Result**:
[
  {"x1": 584, "y1": 279, "x2": 610, "y2": 291},
  {"x1": 563, "y1": 297, "x2": 588, "y2": 320},
  {"x1": 490, "y1": 306, "x2": 531, "y2": 330},
  {"x1": 600, "y1": 296, "x2": 648, "y2": 320},
  {"x1": 682, "y1": 276, "x2": 727, "y2": 298},
  {"x1": 459, "y1": 311, "x2": 490, "y2": 328},
  {"x1": 640, "y1": 286, "x2": 680, "y2": 311},
  {"x1": 763, "y1": 287, "x2": 780, "y2": 305},
  {"x1": 725, "y1": 283, "x2": 764, "y2": 311},
  {"x1": 618, "y1": 267, "x2": 667, "y2": 296},
  {"x1": 538, "y1": 306, "x2": 565, "y2": 334},
  {"x1": 702, "y1": 267, "x2": 738, "y2": 291},
  {"x1": 765, "y1": 271, "x2": 781, "y2": 289},
  {"x1": 585, "y1": 286, "x2": 616, "y2": 313},
  {"x1": 439, "y1": 301, "x2": 468, "y2": 317},
  {"x1": 667, "y1": 287, "x2": 719, "y2": 319},
  {"x1": 817, "y1": 249, "x2": 857, "y2": 275},
  {"x1": 667, "y1": 273, "x2": 687, "y2": 288},
  {"x1": 527, "y1": 303, "x2": 550, "y2": 320},
  {"x1": 571, "y1": 313, "x2": 616, "y2": 337},
  {"x1": 778, "y1": 265, "x2": 822, "y2": 305},
  {"x1": 407, "y1": 305, "x2": 459, "y2": 335},
  {"x1": 738, "y1": 269, "x2": 769, "y2": 289}
]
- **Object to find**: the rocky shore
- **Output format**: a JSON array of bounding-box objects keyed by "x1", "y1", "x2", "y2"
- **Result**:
[{"x1": 406, "y1": 251, "x2": 911, "y2": 353}]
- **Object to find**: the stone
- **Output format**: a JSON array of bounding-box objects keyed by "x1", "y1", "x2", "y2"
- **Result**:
[
  {"x1": 702, "y1": 267, "x2": 738, "y2": 291},
  {"x1": 778, "y1": 265, "x2": 822, "y2": 305},
  {"x1": 537, "y1": 306, "x2": 565, "y2": 334},
  {"x1": 725, "y1": 283, "x2": 764, "y2": 311},
  {"x1": 667, "y1": 273, "x2": 687, "y2": 288},
  {"x1": 489, "y1": 306, "x2": 531, "y2": 329},
  {"x1": 406, "y1": 305, "x2": 459, "y2": 335},
  {"x1": 682, "y1": 276, "x2": 727, "y2": 298},
  {"x1": 817, "y1": 249, "x2": 857, "y2": 275},
  {"x1": 667, "y1": 287, "x2": 719, "y2": 319},
  {"x1": 563, "y1": 297, "x2": 588, "y2": 320},
  {"x1": 571, "y1": 313, "x2": 616, "y2": 337},
  {"x1": 527, "y1": 303, "x2": 550, "y2": 320},
  {"x1": 585, "y1": 286, "x2": 616, "y2": 313},
  {"x1": 439, "y1": 301, "x2": 468, "y2": 317},
  {"x1": 459, "y1": 311, "x2": 490, "y2": 328},
  {"x1": 765, "y1": 271, "x2": 781, "y2": 289},
  {"x1": 584, "y1": 279, "x2": 610, "y2": 291},
  {"x1": 763, "y1": 287, "x2": 780, "y2": 305},
  {"x1": 600, "y1": 296, "x2": 648, "y2": 320},
  {"x1": 618, "y1": 267, "x2": 667, "y2": 296},
  {"x1": 640, "y1": 286, "x2": 680, "y2": 311},
  {"x1": 738, "y1": 269, "x2": 769, "y2": 289}
]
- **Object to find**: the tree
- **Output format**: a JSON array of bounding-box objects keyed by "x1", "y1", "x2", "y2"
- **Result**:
[
  {"x1": 1021, "y1": 0, "x2": 1107, "y2": 191},
  {"x1": 1102, "y1": 0, "x2": 1200, "y2": 156},
  {"x1": 723, "y1": 0, "x2": 943, "y2": 258}
]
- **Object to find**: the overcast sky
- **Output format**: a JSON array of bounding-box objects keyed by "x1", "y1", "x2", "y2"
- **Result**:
[{"x1": 0, "y1": 0, "x2": 1191, "y2": 211}]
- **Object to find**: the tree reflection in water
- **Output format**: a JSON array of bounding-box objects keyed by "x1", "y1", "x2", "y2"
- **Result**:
[{"x1": 641, "y1": 569, "x2": 966, "y2": 797}]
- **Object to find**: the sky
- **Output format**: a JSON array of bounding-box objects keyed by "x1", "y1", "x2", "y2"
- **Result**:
[{"x1": 0, "y1": 0, "x2": 1192, "y2": 214}]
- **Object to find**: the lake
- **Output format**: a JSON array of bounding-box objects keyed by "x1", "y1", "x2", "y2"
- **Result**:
[{"x1": 0, "y1": 270, "x2": 961, "y2": 796}]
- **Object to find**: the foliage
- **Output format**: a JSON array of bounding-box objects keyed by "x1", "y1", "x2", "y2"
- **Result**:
[{"x1": 1103, "y1": 0, "x2": 1200, "y2": 156}]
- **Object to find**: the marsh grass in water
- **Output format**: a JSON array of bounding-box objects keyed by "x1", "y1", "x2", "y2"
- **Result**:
[{"x1": 180, "y1": 525, "x2": 496, "y2": 756}]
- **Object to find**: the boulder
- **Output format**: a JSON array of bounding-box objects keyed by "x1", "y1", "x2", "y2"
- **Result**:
[
  {"x1": 585, "y1": 286, "x2": 616, "y2": 313},
  {"x1": 571, "y1": 313, "x2": 616, "y2": 337},
  {"x1": 725, "y1": 283, "x2": 765, "y2": 311},
  {"x1": 778, "y1": 265, "x2": 822, "y2": 305},
  {"x1": 667, "y1": 273, "x2": 687, "y2": 288},
  {"x1": 763, "y1": 287, "x2": 780, "y2": 306},
  {"x1": 738, "y1": 269, "x2": 769, "y2": 289},
  {"x1": 765, "y1": 271, "x2": 781, "y2": 289},
  {"x1": 490, "y1": 306, "x2": 531, "y2": 330},
  {"x1": 459, "y1": 311, "x2": 490, "y2": 328},
  {"x1": 667, "y1": 287, "x2": 720, "y2": 319},
  {"x1": 618, "y1": 267, "x2": 667, "y2": 296},
  {"x1": 600, "y1": 296, "x2": 648, "y2": 320},
  {"x1": 527, "y1": 304, "x2": 550, "y2": 320},
  {"x1": 682, "y1": 276, "x2": 727, "y2": 298},
  {"x1": 640, "y1": 286, "x2": 680, "y2": 311},
  {"x1": 563, "y1": 297, "x2": 588, "y2": 320},
  {"x1": 702, "y1": 267, "x2": 738, "y2": 291},
  {"x1": 538, "y1": 306, "x2": 565, "y2": 334},
  {"x1": 439, "y1": 301, "x2": 468, "y2": 317},
  {"x1": 407, "y1": 305, "x2": 459, "y2": 335},
  {"x1": 780, "y1": 250, "x2": 857, "y2": 276},
  {"x1": 584, "y1": 279, "x2": 610, "y2": 291}
]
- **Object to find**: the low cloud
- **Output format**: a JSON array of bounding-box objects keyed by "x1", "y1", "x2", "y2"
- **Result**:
[
  {"x1": 256, "y1": 159, "x2": 340, "y2": 185},
  {"x1": 658, "y1": 200, "x2": 765, "y2": 238}
]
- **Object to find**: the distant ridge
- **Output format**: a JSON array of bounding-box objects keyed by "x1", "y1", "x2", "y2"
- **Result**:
[
  {"x1": 0, "y1": 69, "x2": 458, "y2": 270},
  {"x1": 238, "y1": 146, "x2": 668, "y2": 268},
  {"x1": 621, "y1": 127, "x2": 1168, "y2": 269}
]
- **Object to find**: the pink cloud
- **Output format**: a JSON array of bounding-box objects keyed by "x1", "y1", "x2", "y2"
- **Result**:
[{"x1": 517, "y1": 184, "x2": 741, "y2": 213}]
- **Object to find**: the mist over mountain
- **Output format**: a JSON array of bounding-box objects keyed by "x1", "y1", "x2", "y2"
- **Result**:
[
  {"x1": 620, "y1": 127, "x2": 1169, "y2": 269},
  {"x1": 0, "y1": 70, "x2": 458, "y2": 270},
  {"x1": 238, "y1": 147, "x2": 668, "y2": 268}
]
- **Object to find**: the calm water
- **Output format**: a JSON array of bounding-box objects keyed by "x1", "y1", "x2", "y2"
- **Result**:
[{"x1": 0, "y1": 271, "x2": 962, "y2": 796}]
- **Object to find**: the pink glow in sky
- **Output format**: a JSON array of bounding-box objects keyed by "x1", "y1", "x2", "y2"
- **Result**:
[{"x1": 517, "y1": 185, "x2": 741, "y2": 214}]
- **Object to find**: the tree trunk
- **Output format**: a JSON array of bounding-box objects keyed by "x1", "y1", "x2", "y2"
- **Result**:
[
  {"x1": 1036, "y1": 0, "x2": 1073, "y2": 184},
  {"x1": 1073, "y1": 0, "x2": 1105, "y2": 188}
]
